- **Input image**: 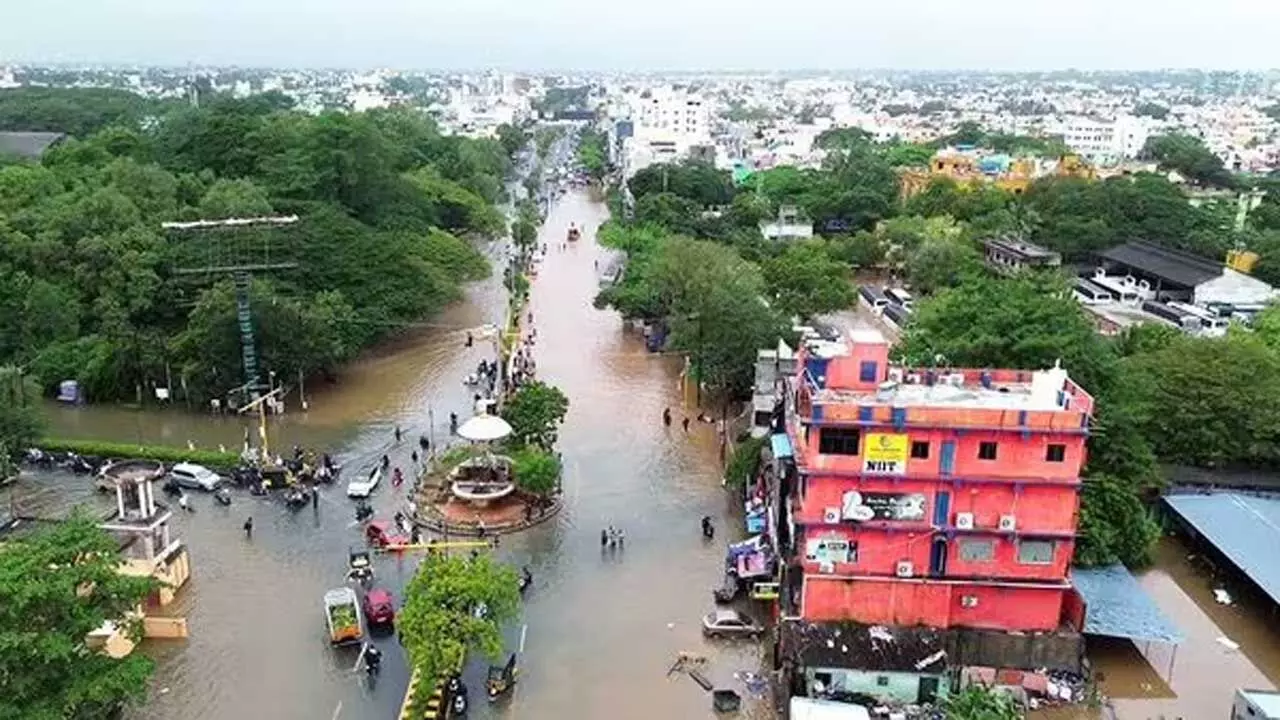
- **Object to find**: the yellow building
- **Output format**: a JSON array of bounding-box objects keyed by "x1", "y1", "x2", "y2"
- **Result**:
[{"x1": 899, "y1": 151, "x2": 1096, "y2": 199}]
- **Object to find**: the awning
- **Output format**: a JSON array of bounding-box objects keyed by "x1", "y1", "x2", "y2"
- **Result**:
[
  {"x1": 1070, "y1": 564, "x2": 1183, "y2": 644},
  {"x1": 770, "y1": 433, "x2": 793, "y2": 460}
]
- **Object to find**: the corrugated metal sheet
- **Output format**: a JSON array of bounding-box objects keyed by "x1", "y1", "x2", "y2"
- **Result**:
[
  {"x1": 1070, "y1": 564, "x2": 1183, "y2": 643},
  {"x1": 1164, "y1": 493, "x2": 1280, "y2": 607}
]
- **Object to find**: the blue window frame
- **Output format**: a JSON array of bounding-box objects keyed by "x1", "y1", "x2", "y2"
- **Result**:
[{"x1": 859, "y1": 361, "x2": 878, "y2": 383}]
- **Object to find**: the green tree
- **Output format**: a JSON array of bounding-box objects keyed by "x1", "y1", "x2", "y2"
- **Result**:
[
  {"x1": 1133, "y1": 102, "x2": 1170, "y2": 120},
  {"x1": 942, "y1": 683, "x2": 1022, "y2": 720},
  {"x1": 0, "y1": 514, "x2": 159, "y2": 720},
  {"x1": 1076, "y1": 474, "x2": 1161, "y2": 567},
  {"x1": 903, "y1": 236, "x2": 982, "y2": 295},
  {"x1": 1127, "y1": 333, "x2": 1280, "y2": 466},
  {"x1": 495, "y1": 123, "x2": 528, "y2": 158},
  {"x1": 883, "y1": 142, "x2": 934, "y2": 168},
  {"x1": 510, "y1": 446, "x2": 561, "y2": 495},
  {"x1": 1142, "y1": 133, "x2": 1236, "y2": 189},
  {"x1": 398, "y1": 553, "x2": 520, "y2": 706},
  {"x1": 762, "y1": 240, "x2": 855, "y2": 319},
  {"x1": 501, "y1": 381, "x2": 569, "y2": 449},
  {"x1": 0, "y1": 365, "x2": 43, "y2": 455}
]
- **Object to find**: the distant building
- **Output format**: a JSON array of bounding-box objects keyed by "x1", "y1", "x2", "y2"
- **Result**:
[
  {"x1": 0, "y1": 131, "x2": 67, "y2": 160},
  {"x1": 983, "y1": 238, "x2": 1062, "y2": 273},
  {"x1": 760, "y1": 206, "x2": 815, "y2": 241},
  {"x1": 1061, "y1": 115, "x2": 1151, "y2": 164}
]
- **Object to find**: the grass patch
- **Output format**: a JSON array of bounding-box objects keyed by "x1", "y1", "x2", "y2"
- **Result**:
[{"x1": 39, "y1": 438, "x2": 241, "y2": 469}]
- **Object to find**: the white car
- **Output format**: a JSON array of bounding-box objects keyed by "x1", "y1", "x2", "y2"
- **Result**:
[
  {"x1": 169, "y1": 462, "x2": 225, "y2": 492},
  {"x1": 346, "y1": 466, "x2": 382, "y2": 499}
]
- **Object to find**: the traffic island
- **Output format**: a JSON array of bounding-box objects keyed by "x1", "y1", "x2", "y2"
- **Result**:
[{"x1": 412, "y1": 488, "x2": 562, "y2": 536}]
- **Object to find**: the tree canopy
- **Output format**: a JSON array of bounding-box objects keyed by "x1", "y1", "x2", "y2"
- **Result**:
[
  {"x1": 0, "y1": 90, "x2": 506, "y2": 403},
  {"x1": 501, "y1": 381, "x2": 569, "y2": 450},
  {"x1": 1142, "y1": 133, "x2": 1236, "y2": 189},
  {"x1": 0, "y1": 514, "x2": 159, "y2": 720},
  {"x1": 398, "y1": 553, "x2": 521, "y2": 705}
]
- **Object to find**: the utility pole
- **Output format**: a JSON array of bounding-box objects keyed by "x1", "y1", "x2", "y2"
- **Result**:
[{"x1": 163, "y1": 215, "x2": 299, "y2": 456}]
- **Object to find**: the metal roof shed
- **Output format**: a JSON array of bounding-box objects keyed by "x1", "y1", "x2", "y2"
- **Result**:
[
  {"x1": 1070, "y1": 563, "x2": 1183, "y2": 680},
  {"x1": 1163, "y1": 493, "x2": 1280, "y2": 608}
]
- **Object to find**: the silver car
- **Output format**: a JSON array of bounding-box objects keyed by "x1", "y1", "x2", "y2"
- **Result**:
[
  {"x1": 701, "y1": 609, "x2": 764, "y2": 639},
  {"x1": 169, "y1": 462, "x2": 225, "y2": 491}
]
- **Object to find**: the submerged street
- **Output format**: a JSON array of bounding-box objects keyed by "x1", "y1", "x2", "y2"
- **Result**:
[{"x1": 22, "y1": 189, "x2": 764, "y2": 720}]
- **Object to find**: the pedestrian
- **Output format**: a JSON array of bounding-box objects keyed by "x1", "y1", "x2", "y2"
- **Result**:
[
  {"x1": 663, "y1": 407, "x2": 672, "y2": 426},
  {"x1": 395, "y1": 425, "x2": 403, "y2": 443},
  {"x1": 411, "y1": 449, "x2": 419, "y2": 465},
  {"x1": 393, "y1": 467, "x2": 404, "y2": 488},
  {"x1": 419, "y1": 435, "x2": 429, "y2": 451},
  {"x1": 477, "y1": 519, "x2": 487, "y2": 538},
  {"x1": 312, "y1": 487, "x2": 319, "y2": 508},
  {"x1": 243, "y1": 516, "x2": 253, "y2": 538},
  {"x1": 617, "y1": 528, "x2": 625, "y2": 548},
  {"x1": 600, "y1": 528, "x2": 608, "y2": 547},
  {"x1": 381, "y1": 454, "x2": 390, "y2": 470},
  {"x1": 178, "y1": 493, "x2": 191, "y2": 512},
  {"x1": 466, "y1": 332, "x2": 474, "y2": 348},
  {"x1": 450, "y1": 412, "x2": 459, "y2": 434},
  {"x1": 682, "y1": 416, "x2": 690, "y2": 433}
]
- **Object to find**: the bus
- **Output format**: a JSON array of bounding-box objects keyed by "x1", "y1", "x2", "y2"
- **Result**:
[
  {"x1": 884, "y1": 288, "x2": 913, "y2": 309},
  {"x1": 858, "y1": 286, "x2": 890, "y2": 311},
  {"x1": 1072, "y1": 278, "x2": 1114, "y2": 305}
]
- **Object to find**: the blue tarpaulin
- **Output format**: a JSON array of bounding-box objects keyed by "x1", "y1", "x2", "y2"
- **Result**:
[
  {"x1": 1070, "y1": 564, "x2": 1183, "y2": 644},
  {"x1": 1164, "y1": 492, "x2": 1280, "y2": 607},
  {"x1": 770, "y1": 433, "x2": 793, "y2": 460}
]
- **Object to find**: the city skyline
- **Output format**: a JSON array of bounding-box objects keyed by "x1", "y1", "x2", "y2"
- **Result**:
[{"x1": 4, "y1": 0, "x2": 1279, "y2": 72}]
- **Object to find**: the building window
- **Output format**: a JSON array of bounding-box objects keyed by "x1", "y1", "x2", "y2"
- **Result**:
[
  {"x1": 1046, "y1": 444, "x2": 1066, "y2": 462},
  {"x1": 876, "y1": 676, "x2": 890, "y2": 687},
  {"x1": 818, "y1": 428, "x2": 860, "y2": 455},
  {"x1": 1017, "y1": 540, "x2": 1055, "y2": 565},
  {"x1": 978, "y1": 441, "x2": 998, "y2": 460},
  {"x1": 859, "y1": 361, "x2": 878, "y2": 383},
  {"x1": 911, "y1": 441, "x2": 930, "y2": 459},
  {"x1": 958, "y1": 538, "x2": 995, "y2": 563}
]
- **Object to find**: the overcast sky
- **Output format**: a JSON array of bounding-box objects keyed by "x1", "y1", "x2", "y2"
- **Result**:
[{"x1": 4, "y1": 0, "x2": 1279, "y2": 71}]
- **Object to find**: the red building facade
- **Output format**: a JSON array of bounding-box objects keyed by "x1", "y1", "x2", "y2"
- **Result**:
[{"x1": 783, "y1": 331, "x2": 1094, "y2": 632}]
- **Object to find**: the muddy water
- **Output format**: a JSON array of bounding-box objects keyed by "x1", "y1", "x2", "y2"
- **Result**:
[{"x1": 18, "y1": 190, "x2": 764, "y2": 720}]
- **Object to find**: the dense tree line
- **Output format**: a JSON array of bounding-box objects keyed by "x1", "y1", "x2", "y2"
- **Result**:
[{"x1": 0, "y1": 88, "x2": 507, "y2": 403}]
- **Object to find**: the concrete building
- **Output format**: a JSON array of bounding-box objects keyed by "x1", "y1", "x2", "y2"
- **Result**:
[
  {"x1": 1062, "y1": 115, "x2": 1151, "y2": 164},
  {"x1": 983, "y1": 238, "x2": 1062, "y2": 273},
  {"x1": 781, "y1": 329, "x2": 1094, "y2": 631},
  {"x1": 760, "y1": 206, "x2": 815, "y2": 241}
]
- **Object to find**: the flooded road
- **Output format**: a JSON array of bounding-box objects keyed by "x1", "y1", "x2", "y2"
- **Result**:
[{"x1": 17, "y1": 189, "x2": 763, "y2": 720}]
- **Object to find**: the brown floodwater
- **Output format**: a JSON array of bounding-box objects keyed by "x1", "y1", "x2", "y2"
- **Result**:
[{"x1": 16, "y1": 189, "x2": 765, "y2": 720}]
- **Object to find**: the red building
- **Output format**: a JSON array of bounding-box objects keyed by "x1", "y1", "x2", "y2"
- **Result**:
[{"x1": 782, "y1": 330, "x2": 1094, "y2": 632}]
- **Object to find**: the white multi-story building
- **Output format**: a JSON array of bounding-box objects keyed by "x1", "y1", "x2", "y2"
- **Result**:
[
  {"x1": 617, "y1": 87, "x2": 714, "y2": 178},
  {"x1": 634, "y1": 88, "x2": 710, "y2": 142},
  {"x1": 1061, "y1": 115, "x2": 1151, "y2": 164}
]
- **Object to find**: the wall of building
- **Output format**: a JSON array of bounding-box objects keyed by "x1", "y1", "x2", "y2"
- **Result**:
[
  {"x1": 797, "y1": 427, "x2": 1088, "y2": 482},
  {"x1": 804, "y1": 667, "x2": 949, "y2": 704},
  {"x1": 803, "y1": 576, "x2": 1066, "y2": 630}
]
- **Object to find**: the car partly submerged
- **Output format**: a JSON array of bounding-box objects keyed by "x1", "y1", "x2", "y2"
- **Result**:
[{"x1": 346, "y1": 465, "x2": 381, "y2": 499}]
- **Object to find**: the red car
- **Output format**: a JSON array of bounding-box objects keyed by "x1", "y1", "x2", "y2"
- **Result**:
[
  {"x1": 363, "y1": 588, "x2": 396, "y2": 627},
  {"x1": 364, "y1": 520, "x2": 407, "y2": 549}
]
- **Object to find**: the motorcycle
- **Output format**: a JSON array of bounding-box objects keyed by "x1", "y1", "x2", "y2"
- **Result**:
[{"x1": 354, "y1": 502, "x2": 374, "y2": 523}]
